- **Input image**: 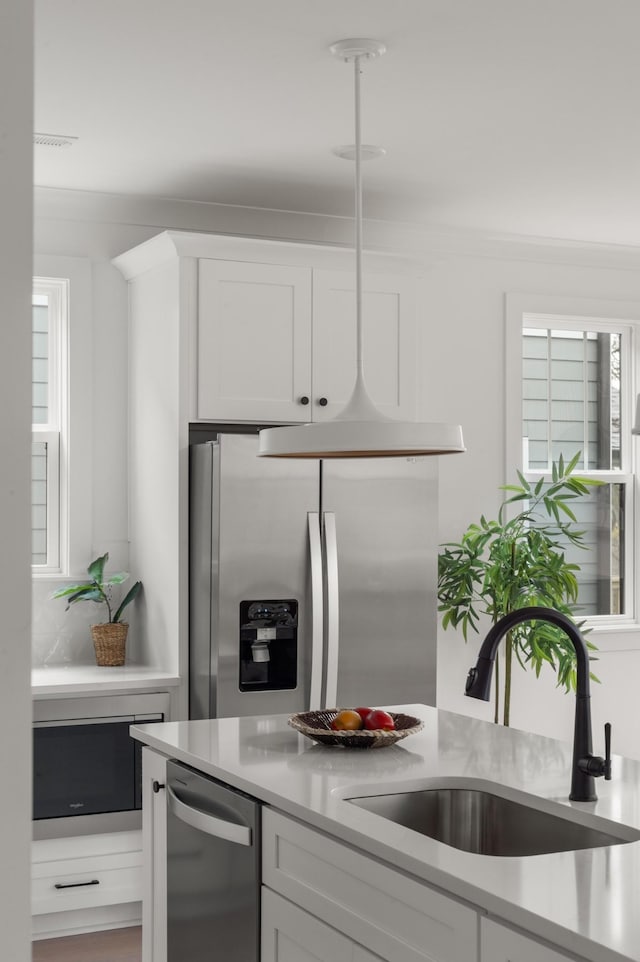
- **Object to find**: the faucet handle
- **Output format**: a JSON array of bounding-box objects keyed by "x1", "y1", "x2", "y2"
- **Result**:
[
  {"x1": 604, "y1": 722, "x2": 612, "y2": 780},
  {"x1": 577, "y1": 722, "x2": 612, "y2": 781}
]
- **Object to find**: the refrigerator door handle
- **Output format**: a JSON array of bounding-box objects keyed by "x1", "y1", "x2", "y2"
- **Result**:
[
  {"x1": 308, "y1": 512, "x2": 323, "y2": 711},
  {"x1": 167, "y1": 786, "x2": 252, "y2": 847},
  {"x1": 322, "y1": 512, "x2": 339, "y2": 709}
]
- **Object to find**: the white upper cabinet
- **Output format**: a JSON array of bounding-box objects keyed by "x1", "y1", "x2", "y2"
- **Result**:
[
  {"x1": 197, "y1": 260, "x2": 313, "y2": 422},
  {"x1": 191, "y1": 245, "x2": 417, "y2": 424},
  {"x1": 312, "y1": 270, "x2": 416, "y2": 422},
  {"x1": 115, "y1": 231, "x2": 419, "y2": 428}
]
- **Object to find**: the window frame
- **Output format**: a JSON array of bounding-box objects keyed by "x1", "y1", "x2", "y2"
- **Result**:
[
  {"x1": 32, "y1": 278, "x2": 67, "y2": 572},
  {"x1": 32, "y1": 256, "x2": 92, "y2": 579},
  {"x1": 505, "y1": 292, "x2": 640, "y2": 630}
]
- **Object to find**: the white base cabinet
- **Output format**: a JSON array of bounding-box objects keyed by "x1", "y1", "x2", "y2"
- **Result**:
[
  {"x1": 481, "y1": 918, "x2": 584, "y2": 962},
  {"x1": 31, "y1": 830, "x2": 142, "y2": 939},
  {"x1": 136, "y1": 752, "x2": 592, "y2": 962},
  {"x1": 262, "y1": 808, "x2": 478, "y2": 962},
  {"x1": 262, "y1": 888, "x2": 384, "y2": 962},
  {"x1": 141, "y1": 747, "x2": 167, "y2": 962}
]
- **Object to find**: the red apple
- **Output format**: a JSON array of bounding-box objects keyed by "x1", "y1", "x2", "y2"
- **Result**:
[
  {"x1": 354, "y1": 707, "x2": 372, "y2": 723},
  {"x1": 363, "y1": 709, "x2": 395, "y2": 731}
]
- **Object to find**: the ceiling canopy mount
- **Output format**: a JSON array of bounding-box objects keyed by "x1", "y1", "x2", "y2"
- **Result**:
[{"x1": 329, "y1": 38, "x2": 387, "y2": 62}]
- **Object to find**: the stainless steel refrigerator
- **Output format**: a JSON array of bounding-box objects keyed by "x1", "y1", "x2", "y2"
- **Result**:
[{"x1": 189, "y1": 432, "x2": 438, "y2": 719}]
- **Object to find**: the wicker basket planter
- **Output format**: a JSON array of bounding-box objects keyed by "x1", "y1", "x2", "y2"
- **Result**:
[{"x1": 90, "y1": 623, "x2": 129, "y2": 666}]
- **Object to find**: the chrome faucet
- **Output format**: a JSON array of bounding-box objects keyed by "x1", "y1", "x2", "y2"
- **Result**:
[{"x1": 465, "y1": 606, "x2": 612, "y2": 802}]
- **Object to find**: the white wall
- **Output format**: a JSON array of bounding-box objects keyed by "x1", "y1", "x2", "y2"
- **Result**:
[
  {"x1": 34, "y1": 188, "x2": 640, "y2": 759},
  {"x1": 426, "y1": 253, "x2": 640, "y2": 759},
  {"x1": 1, "y1": 0, "x2": 33, "y2": 958}
]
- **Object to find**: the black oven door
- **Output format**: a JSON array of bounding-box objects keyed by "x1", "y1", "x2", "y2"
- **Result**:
[{"x1": 33, "y1": 717, "x2": 137, "y2": 819}]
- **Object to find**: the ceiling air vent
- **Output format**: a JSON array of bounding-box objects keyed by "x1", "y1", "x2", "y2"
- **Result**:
[{"x1": 33, "y1": 133, "x2": 78, "y2": 148}]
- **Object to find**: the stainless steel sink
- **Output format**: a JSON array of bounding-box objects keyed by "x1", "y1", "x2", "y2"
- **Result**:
[{"x1": 346, "y1": 787, "x2": 640, "y2": 856}]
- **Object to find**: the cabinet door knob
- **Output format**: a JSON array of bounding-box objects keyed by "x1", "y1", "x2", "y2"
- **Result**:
[
  {"x1": 299, "y1": 396, "x2": 310, "y2": 405},
  {"x1": 152, "y1": 780, "x2": 165, "y2": 793},
  {"x1": 318, "y1": 397, "x2": 328, "y2": 407}
]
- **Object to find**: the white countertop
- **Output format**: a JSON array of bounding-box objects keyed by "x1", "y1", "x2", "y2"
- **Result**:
[
  {"x1": 32, "y1": 664, "x2": 181, "y2": 698},
  {"x1": 132, "y1": 705, "x2": 640, "y2": 962}
]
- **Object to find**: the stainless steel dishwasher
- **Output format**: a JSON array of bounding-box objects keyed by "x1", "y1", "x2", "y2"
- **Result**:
[{"x1": 166, "y1": 759, "x2": 261, "y2": 962}]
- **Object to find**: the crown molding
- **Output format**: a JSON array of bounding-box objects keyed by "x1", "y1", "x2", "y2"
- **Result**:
[
  {"x1": 111, "y1": 229, "x2": 422, "y2": 280},
  {"x1": 34, "y1": 185, "x2": 640, "y2": 272}
]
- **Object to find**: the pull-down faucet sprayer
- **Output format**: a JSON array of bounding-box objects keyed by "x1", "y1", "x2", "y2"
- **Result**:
[{"x1": 465, "y1": 606, "x2": 612, "y2": 802}]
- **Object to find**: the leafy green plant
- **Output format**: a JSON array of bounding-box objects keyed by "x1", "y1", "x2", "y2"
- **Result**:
[
  {"x1": 438, "y1": 453, "x2": 601, "y2": 726},
  {"x1": 51, "y1": 552, "x2": 142, "y2": 624}
]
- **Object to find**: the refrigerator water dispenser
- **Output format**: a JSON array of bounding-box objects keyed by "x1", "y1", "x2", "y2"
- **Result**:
[{"x1": 239, "y1": 600, "x2": 298, "y2": 691}]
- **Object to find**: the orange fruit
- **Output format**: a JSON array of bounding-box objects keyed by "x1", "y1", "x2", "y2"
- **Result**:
[{"x1": 330, "y1": 709, "x2": 364, "y2": 731}]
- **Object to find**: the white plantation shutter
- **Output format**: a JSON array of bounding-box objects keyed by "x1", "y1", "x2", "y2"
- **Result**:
[
  {"x1": 31, "y1": 279, "x2": 66, "y2": 571},
  {"x1": 522, "y1": 322, "x2": 630, "y2": 618}
]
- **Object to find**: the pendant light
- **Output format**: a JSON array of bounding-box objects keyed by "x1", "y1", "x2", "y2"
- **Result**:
[{"x1": 258, "y1": 39, "x2": 465, "y2": 459}]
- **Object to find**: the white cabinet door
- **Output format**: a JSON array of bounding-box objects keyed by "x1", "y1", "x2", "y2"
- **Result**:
[
  {"x1": 197, "y1": 259, "x2": 312, "y2": 422},
  {"x1": 312, "y1": 269, "x2": 417, "y2": 421},
  {"x1": 196, "y1": 260, "x2": 417, "y2": 424},
  {"x1": 481, "y1": 918, "x2": 579, "y2": 962},
  {"x1": 263, "y1": 809, "x2": 478, "y2": 962},
  {"x1": 262, "y1": 888, "x2": 386, "y2": 962},
  {"x1": 141, "y1": 748, "x2": 167, "y2": 962}
]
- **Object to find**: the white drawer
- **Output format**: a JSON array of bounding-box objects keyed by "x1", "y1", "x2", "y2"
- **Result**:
[
  {"x1": 32, "y1": 845, "x2": 143, "y2": 915},
  {"x1": 481, "y1": 918, "x2": 578, "y2": 962},
  {"x1": 262, "y1": 808, "x2": 478, "y2": 962},
  {"x1": 262, "y1": 887, "x2": 387, "y2": 962}
]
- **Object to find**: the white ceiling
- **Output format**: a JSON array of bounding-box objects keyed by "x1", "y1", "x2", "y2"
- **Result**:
[{"x1": 34, "y1": 0, "x2": 640, "y2": 246}]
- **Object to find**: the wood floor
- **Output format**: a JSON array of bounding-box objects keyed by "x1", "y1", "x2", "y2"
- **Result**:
[{"x1": 32, "y1": 926, "x2": 141, "y2": 962}]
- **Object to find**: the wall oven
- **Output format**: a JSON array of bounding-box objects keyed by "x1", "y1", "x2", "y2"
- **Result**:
[{"x1": 33, "y1": 692, "x2": 170, "y2": 839}]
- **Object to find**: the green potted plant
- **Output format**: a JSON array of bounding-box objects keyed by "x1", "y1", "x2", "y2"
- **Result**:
[
  {"x1": 438, "y1": 454, "x2": 601, "y2": 726},
  {"x1": 51, "y1": 552, "x2": 142, "y2": 666}
]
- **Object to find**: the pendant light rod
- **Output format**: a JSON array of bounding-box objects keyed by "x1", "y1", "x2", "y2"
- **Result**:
[
  {"x1": 354, "y1": 53, "x2": 364, "y2": 375},
  {"x1": 257, "y1": 38, "x2": 466, "y2": 459},
  {"x1": 332, "y1": 40, "x2": 386, "y2": 388}
]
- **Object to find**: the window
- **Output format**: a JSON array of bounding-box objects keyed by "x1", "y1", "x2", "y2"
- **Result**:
[
  {"x1": 32, "y1": 278, "x2": 67, "y2": 571},
  {"x1": 32, "y1": 256, "x2": 92, "y2": 579},
  {"x1": 506, "y1": 294, "x2": 639, "y2": 626}
]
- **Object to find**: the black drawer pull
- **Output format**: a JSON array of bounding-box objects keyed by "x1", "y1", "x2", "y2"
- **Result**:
[
  {"x1": 54, "y1": 879, "x2": 100, "y2": 890},
  {"x1": 153, "y1": 780, "x2": 166, "y2": 793},
  {"x1": 318, "y1": 397, "x2": 328, "y2": 406}
]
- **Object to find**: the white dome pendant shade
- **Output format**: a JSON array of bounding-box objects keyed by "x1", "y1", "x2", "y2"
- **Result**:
[{"x1": 258, "y1": 39, "x2": 465, "y2": 460}]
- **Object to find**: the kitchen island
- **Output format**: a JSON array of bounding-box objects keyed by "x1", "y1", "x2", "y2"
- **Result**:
[{"x1": 131, "y1": 705, "x2": 640, "y2": 962}]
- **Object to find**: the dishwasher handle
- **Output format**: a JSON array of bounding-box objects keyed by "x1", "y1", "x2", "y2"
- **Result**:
[{"x1": 167, "y1": 785, "x2": 252, "y2": 847}]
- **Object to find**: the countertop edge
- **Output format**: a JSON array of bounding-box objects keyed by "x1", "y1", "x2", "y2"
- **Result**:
[{"x1": 32, "y1": 665, "x2": 181, "y2": 698}]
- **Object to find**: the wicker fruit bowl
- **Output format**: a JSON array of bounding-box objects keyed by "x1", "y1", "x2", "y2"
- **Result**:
[{"x1": 288, "y1": 709, "x2": 423, "y2": 749}]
